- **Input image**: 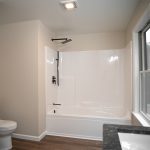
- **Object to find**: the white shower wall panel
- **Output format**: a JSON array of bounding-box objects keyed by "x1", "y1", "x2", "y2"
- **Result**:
[
  {"x1": 45, "y1": 47, "x2": 58, "y2": 112},
  {"x1": 57, "y1": 50, "x2": 128, "y2": 117}
]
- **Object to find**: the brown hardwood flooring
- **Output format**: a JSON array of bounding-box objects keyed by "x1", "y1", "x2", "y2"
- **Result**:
[{"x1": 12, "y1": 135, "x2": 102, "y2": 150}]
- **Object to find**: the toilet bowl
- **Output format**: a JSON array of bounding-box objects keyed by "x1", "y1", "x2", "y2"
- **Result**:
[{"x1": 0, "y1": 120, "x2": 17, "y2": 150}]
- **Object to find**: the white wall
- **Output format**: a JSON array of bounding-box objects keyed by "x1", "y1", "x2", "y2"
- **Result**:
[
  {"x1": 56, "y1": 49, "x2": 130, "y2": 118},
  {"x1": 124, "y1": 42, "x2": 133, "y2": 116},
  {"x1": 45, "y1": 47, "x2": 57, "y2": 113}
]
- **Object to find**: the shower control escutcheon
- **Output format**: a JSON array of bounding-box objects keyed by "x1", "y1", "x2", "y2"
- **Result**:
[{"x1": 52, "y1": 76, "x2": 56, "y2": 84}]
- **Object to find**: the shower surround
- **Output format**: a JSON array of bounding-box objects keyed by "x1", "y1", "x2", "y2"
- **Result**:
[{"x1": 46, "y1": 48, "x2": 131, "y2": 140}]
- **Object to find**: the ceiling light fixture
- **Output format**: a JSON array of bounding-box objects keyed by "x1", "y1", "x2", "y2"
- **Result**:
[{"x1": 60, "y1": 0, "x2": 78, "y2": 10}]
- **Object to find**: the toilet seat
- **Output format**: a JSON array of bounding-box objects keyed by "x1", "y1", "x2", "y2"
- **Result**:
[{"x1": 0, "y1": 120, "x2": 17, "y2": 131}]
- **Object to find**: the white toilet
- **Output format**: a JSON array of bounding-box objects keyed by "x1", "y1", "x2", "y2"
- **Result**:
[{"x1": 0, "y1": 120, "x2": 17, "y2": 150}]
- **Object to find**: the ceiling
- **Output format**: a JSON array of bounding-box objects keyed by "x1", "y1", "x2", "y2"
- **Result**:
[{"x1": 0, "y1": 0, "x2": 140, "y2": 34}]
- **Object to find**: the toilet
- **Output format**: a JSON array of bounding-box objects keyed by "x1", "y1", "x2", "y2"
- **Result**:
[{"x1": 0, "y1": 120, "x2": 17, "y2": 150}]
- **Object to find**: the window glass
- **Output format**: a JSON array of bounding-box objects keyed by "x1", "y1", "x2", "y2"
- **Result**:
[
  {"x1": 139, "y1": 23, "x2": 150, "y2": 121},
  {"x1": 140, "y1": 72, "x2": 150, "y2": 118},
  {"x1": 146, "y1": 29, "x2": 150, "y2": 69}
]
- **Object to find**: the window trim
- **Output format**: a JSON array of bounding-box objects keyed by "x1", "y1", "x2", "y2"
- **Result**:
[
  {"x1": 140, "y1": 22, "x2": 150, "y2": 71},
  {"x1": 139, "y1": 21, "x2": 150, "y2": 122},
  {"x1": 132, "y1": 2, "x2": 150, "y2": 126}
]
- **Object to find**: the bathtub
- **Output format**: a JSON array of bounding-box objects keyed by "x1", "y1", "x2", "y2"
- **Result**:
[{"x1": 46, "y1": 106, "x2": 131, "y2": 140}]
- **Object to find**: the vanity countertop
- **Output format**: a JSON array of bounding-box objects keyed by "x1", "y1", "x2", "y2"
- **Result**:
[{"x1": 103, "y1": 124, "x2": 150, "y2": 150}]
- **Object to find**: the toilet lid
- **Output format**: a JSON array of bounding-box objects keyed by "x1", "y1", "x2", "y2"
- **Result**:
[{"x1": 0, "y1": 120, "x2": 17, "y2": 131}]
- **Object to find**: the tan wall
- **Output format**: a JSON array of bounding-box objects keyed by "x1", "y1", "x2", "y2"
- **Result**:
[
  {"x1": 0, "y1": 20, "x2": 54, "y2": 136},
  {"x1": 0, "y1": 20, "x2": 39, "y2": 136},
  {"x1": 126, "y1": 0, "x2": 150, "y2": 43},
  {"x1": 56, "y1": 31, "x2": 126, "y2": 51}
]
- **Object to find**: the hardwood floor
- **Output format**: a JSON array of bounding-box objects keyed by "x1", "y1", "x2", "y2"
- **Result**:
[{"x1": 12, "y1": 135, "x2": 103, "y2": 150}]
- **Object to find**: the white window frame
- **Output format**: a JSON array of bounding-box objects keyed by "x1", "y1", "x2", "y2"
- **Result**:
[{"x1": 132, "y1": 3, "x2": 150, "y2": 126}]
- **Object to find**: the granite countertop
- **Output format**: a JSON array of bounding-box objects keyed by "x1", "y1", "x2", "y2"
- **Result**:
[{"x1": 103, "y1": 124, "x2": 150, "y2": 150}]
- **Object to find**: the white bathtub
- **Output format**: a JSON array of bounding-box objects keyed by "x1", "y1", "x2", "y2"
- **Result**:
[{"x1": 46, "y1": 106, "x2": 131, "y2": 140}]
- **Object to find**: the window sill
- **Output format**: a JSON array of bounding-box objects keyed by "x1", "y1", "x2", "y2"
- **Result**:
[{"x1": 132, "y1": 112, "x2": 150, "y2": 127}]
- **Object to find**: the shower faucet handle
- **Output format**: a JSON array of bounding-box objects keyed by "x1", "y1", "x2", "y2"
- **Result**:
[
  {"x1": 52, "y1": 76, "x2": 56, "y2": 84},
  {"x1": 53, "y1": 103, "x2": 61, "y2": 106}
]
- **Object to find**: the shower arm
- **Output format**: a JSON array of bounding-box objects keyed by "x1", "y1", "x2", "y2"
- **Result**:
[
  {"x1": 51, "y1": 38, "x2": 67, "y2": 41},
  {"x1": 51, "y1": 38, "x2": 72, "y2": 44}
]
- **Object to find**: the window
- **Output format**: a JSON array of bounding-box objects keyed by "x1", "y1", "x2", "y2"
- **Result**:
[{"x1": 139, "y1": 22, "x2": 150, "y2": 120}]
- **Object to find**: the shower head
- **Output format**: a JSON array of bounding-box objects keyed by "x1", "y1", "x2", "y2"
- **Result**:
[{"x1": 61, "y1": 38, "x2": 72, "y2": 44}]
